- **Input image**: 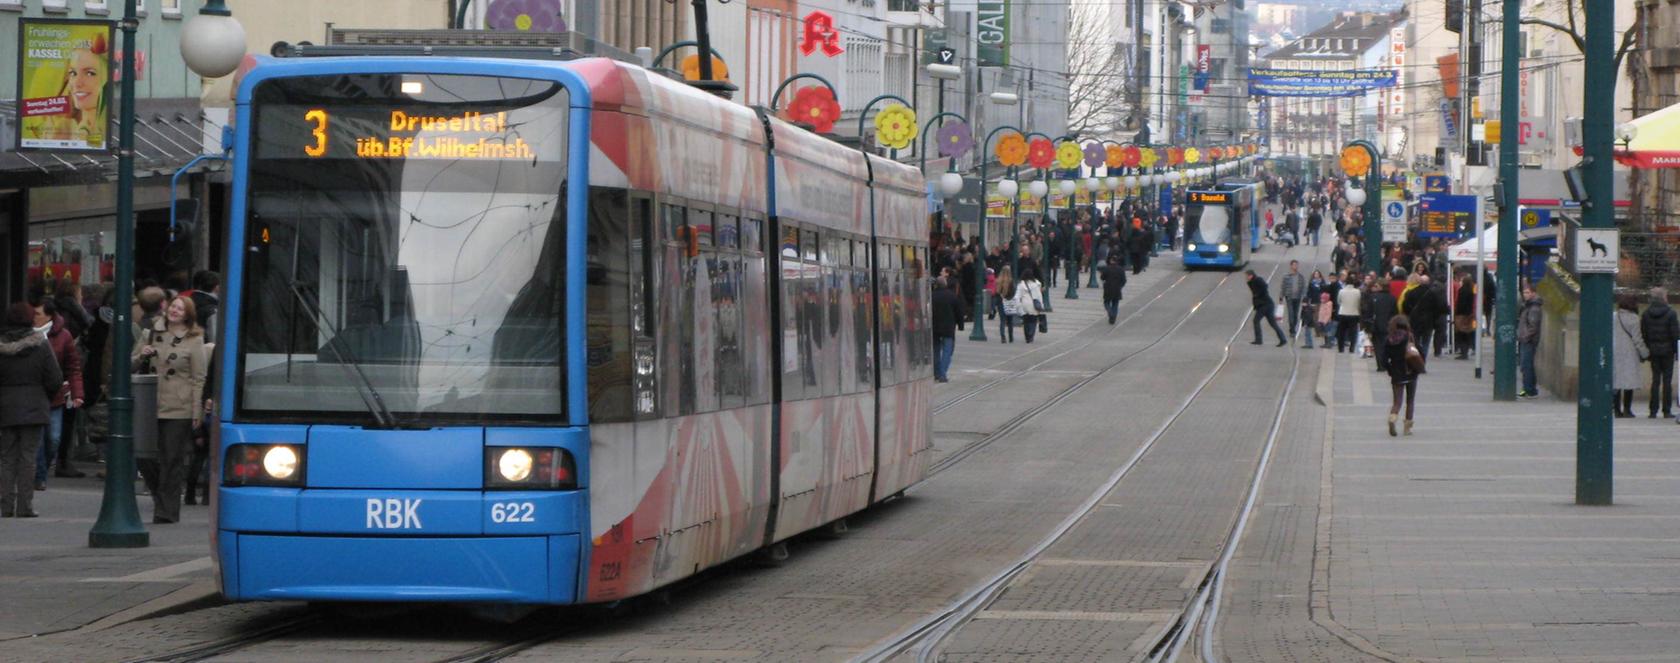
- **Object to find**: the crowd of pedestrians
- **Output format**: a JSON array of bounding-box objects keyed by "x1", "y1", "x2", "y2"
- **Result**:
[{"x1": 0, "y1": 271, "x2": 219, "y2": 521}]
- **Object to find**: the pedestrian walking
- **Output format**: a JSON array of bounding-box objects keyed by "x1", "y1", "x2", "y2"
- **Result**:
[
  {"x1": 1279, "y1": 260, "x2": 1307, "y2": 340},
  {"x1": 1641, "y1": 287, "x2": 1679, "y2": 417},
  {"x1": 1398, "y1": 274, "x2": 1436, "y2": 366},
  {"x1": 1336, "y1": 274, "x2": 1363, "y2": 352},
  {"x1": 132, "y1": 296, "x2": 210, "y2": 524},
  {"x1": 930, "y1": 277, "x2": 961, "y2": 383},
  {"x1": 1383, "y1": 314, "x2": 1422, "y2": 437},
  {"x1": 1016, "y1": 268, "x2": 1045, "y2": 344},
  {"x1": 1516, "y1": 286, "x2": 1542, "y2": 399},
  {"x1": 1306, "y1": 206, "x2": 1323, "y2": 246},
  {"x1": 1100, "y1": 256, "x2": 1127, "y2": 324},
  {"x1": 1613, "y1": 294, "x2": 1646, "y2": 418},
  {"x1": 1317, "y1": 292, "x2": 1335, "y2": 350},
  {"x1": 1369, "y1": 278, "x2": 1398, "y2": 371},
  {"x1": 1453, "y1": 273, "x2": 1476, "y2": 359},
  {"x1": 1246, "y1": 270, "x2": 1288, "y2": 347},
  {"x1": 0, "y1": 302, "x2": 62, "y2": 518},
  {"x1": 29, "y1": 294, "x2": 83, "y2": 492},
  {"x1": 997, "y1": 268, "x2": 1019, "y2": 342}
]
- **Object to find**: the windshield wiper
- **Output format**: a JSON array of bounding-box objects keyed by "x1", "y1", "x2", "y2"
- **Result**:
[{"x1": 283, "y1": 280, "x2": 397, "y2": 428}]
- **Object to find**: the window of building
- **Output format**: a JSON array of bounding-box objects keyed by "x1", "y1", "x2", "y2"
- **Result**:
[
  {"x1": 84, "y1": 0, "x2": 109, "y2": 15},
  {"x1": 41, "y1": 0, "x2": 69, "y2": 12},
  {"x1": 162, "y1": 0, "x2": 181, "y2": 17}
]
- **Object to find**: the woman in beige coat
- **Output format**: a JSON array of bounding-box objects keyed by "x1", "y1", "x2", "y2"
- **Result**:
[{"x1": 133, "y1": 296, "x2": 209, "y2": 524}]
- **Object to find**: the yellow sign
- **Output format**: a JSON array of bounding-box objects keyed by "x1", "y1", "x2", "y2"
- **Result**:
[
  {"x1": 17, "y1": 19, "x2": 113, "y2": 151},
  {"x1": 1187, "y1": 190, "x2": 1231, "y2": 204},
  {"x1": 1485, "y1": 119, "x2": 1502, "y2": 144}
]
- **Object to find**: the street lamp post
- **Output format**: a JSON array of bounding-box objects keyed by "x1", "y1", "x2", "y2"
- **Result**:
[
  {"x1": 1576, "y1": 0, "x2": 1615, "y2": 505},
  {"x1": 1492, "y1": 0, "x2": 1523, "y2": 402},
  {"x1": 1343, "y1": 140, "x2": 1383, "y2": 274},
  {"x1": 1025, "y1": 132, "x2": 1055, "y2": 313},
  {"x1": 91, "y1": 0, "x2": 244, "y2": 548},
  {"x1": 1060, "y1": 178, "x2": 1079, "y2": 300}
]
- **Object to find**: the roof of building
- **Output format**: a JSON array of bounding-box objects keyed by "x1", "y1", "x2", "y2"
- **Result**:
[
  {"x1": 1263, "y1": 9, "x2": 1406, "y2": 62},
  {"x1": 0, "y1": 98, "x2": 217, "y2": 187}
]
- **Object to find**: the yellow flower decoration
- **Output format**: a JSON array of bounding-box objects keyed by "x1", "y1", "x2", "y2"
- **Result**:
[
  {"x1": 873, "y1": 104, "x2": 918, "y2": 150},
  {"x1": 1055, "y1": 142, "x2": 1083, "y2": 170},
  {"x1": 1139, "y1": 147, "x2": 1159, "y2": 168},
  {"x1": 1184, "y1": 147, "x2": 1202, "y2": 164}
]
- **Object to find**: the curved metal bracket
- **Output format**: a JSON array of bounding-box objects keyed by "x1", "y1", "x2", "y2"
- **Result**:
[
  {"x1": 769, "y1": 73, "x2": 838, "y2": 111},
  {"x1": 652, "y1": 40, "x2": 729, "y2": 69}
]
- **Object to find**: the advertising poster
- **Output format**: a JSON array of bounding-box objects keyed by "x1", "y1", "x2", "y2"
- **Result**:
[
  {"x1": 1247, "y1": 67, "x2": 1397, "y2": 98},
  {"x1": 16, "y1": 18, "x2": 114, "y2": 151}
]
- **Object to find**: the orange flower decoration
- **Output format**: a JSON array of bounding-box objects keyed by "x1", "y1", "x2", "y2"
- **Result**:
[
  {"x1": 1167, "y1": 147, "x2": 1184, "y2": 166},
  {"x1": 1105, "y1": 145, "x2": 1126, "y2": 169},
  {"x1": 996, "y1": 133, "x2": 1029, "y2": 167},
  {"x1": 1340, "y1": 145, "x2": 1372, "y2": 177},
  {"x1": 1027, "y1": 138, "x2": 1055, "y2": 169},
  {"x1": 1209, "y1": 146, "x2": 1225, "y2": 161},
  {"x1": 786, "y1": 86, "x2": 841, "y2": 134}
]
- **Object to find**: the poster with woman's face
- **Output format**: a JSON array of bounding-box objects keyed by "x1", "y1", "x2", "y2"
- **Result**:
[{"x1": 16, "y1": 18, "x2": 114, "y2": 151}]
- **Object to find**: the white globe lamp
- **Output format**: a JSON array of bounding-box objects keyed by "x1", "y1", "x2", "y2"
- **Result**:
[
  {"x1": 1345, "y1": 186, "x2": 1367, "y2": 206},
  {"x1": 1059, "y1": 179, "x2": 1076, "y2": 196},
  {"x1": 1124, "y1": 175, "x2": 1138, "y2": 189},
  {"x1": 180, "y1": 1, "x2": 248, "y2": 78},
  {"x1": 1106, "y1": 176, "x2": 1121, "y2": 191},
  {"x1": 1085, "y1": 177, "x2": 1100, "y2": 191},
  {"x1": 997, "y1": 179, "x2": 1019, "y2": 198},
  {"x1": 940, "y1": 171, "x2": 965, "y2": 197},
  {"x1": 1029, "y1": 180, "x2": 1049, "y2": 198}
]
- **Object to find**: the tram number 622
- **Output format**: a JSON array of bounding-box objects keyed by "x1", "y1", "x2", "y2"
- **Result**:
[{"x1": 490, "y1": 501, "x2": 536, "y2": 524}]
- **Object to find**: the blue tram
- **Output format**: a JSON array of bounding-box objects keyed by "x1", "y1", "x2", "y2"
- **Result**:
[
  {"x1": 1181, "y1": 181, "x2": 1258, "y2": 269},
  {"x1": 213, "y1": 51, "x2": 933, "y2": 605}
]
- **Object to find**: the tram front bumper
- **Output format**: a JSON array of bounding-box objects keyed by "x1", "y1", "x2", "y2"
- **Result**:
[{"x1": 223, "y1": 531, "x2": 582, "y2": 604}]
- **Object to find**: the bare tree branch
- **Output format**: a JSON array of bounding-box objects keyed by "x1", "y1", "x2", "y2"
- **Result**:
[
  {"x1": 1519, "y1": 17, "x2": 1585, "y2": 53},
  {"x1": 1065, "y1": 1, "x2": 1131, "y2": 137}
]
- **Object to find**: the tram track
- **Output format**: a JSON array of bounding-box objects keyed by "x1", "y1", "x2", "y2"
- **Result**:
[
  {"x1": 925, "y1": 270, "x2": 1229, "y2": 479},
  {"x1": 930, "y1": 271, "x2": 1195, "y2": 416},
  {"x1": 118, "y1": 612, "x2": 323, "y2": 663},
  {"x1": 853, "y1": 257, "x2": 1297, "y2": 663}
]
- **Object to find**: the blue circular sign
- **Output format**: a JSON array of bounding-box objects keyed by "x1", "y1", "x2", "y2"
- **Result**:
[{"x1": 1386, "y1": 201, "x2": 1405, "y2": 218}]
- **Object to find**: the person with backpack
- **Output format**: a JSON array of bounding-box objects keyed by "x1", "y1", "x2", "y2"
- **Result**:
[{"x1": 1383, "y1": 315, "x2": 1423, "y2": 436}]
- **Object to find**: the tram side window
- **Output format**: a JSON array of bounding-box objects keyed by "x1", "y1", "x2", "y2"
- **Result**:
[
  {"x1": 741, "y1": 216, "x2": 769, "y2": 407},
  {"x1": 876, "y1": 241, "x2": 896, "y2": 385},
  {"x1": 800, "y1": 229, "x2": 823, "y2": 398},
  {"x1": 715, "y1": 214, "x2": 744, "y2": 410},
  {"x1": 836, "y1": 237, "x2": 856, "y2": 393},
  {"x1": 822, "y1": 235, "x2": 843, "y2": 398},
  {"x1": 585, "y1": 188, "x2": 633, "y2": 423},
  {"x1": 689, "y1": 209, "x2": 719, "y2": 414},
  {"x1": 780, "y1": 224, "x2": 804, "y2": 402},
  {"x1": 630, "y1": 196, "x2": 657, "y2": 418},
  {"x1": 660, "y1": 205, "x2": 687, "y2": 416},
  {"x1": 853, "y1": 239, "x2": 872, "y2": 392}
]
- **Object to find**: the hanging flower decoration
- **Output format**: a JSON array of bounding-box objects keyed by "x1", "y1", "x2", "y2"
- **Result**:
[
  {"x1": 996, "y1": 133, "x2": 1029, "y2": 167},
  {"x1": 1167, "y1": 147, "x2": 1184, "y2": 166},
  {"x1": 1340, "y1": 145, "x2": 1372, "y2": 177},
  {"x1": 872, "y1": 104, "x2": 917, "y2": 150},
  {"x1": 1027, "y1": 138, "x2": 1056, "y2": 169},
  {"x1": 937, "y1": 121, "x2": 975, "y2": 158},
  {"x1": 1082, "y1": 143, "x2": 1106, "y2": 167},
  {"x1": 1105, "y1": 145, "x2": 1126, "y2": 169},
  {"x1": 1139, "y1": 147, "x2": 1159, "y2": 168},
  {"x1": 1208, "y1": 146, "x2": 1225, "y2": 161},
  {"x1": 1055, "y1": 141, "x2": 1083, "y2": 170},
  {"x1": 1122, "y1": 145, "x2": 1142, "y2": 168},
  {"x1": 786, "y1": 86, "x2": 842, "y2": 134},
  {"x1": 1184, "y1": 147, "x2": 1202, "y2": 164}
]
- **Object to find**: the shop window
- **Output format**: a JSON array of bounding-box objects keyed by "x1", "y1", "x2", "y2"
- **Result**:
[{"x1": 27, "y1": 216, "x2": 115, "y2": 292}]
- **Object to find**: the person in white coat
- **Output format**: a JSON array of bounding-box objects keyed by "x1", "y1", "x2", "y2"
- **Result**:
[
  {"x1": 1613, "y1": 294, "x2": 1645, "y2": 418},
  {"x1": 1015, "y1": 268, "x2": 1045, "y2": 343}
]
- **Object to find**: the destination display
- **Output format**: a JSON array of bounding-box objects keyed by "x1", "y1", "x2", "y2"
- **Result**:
[
  {"x1": 1186, "y1": 190, "x2": 1231, "y2": 204},
  {"x1": 256, "y1": 105, "x2": 554, "y2": 161}
]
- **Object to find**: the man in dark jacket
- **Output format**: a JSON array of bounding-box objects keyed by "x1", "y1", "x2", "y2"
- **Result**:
[
  {"x1": 1369, "y1": 279, "x2": 1399, "y2": 371},
  {"x1": 29, "y1": 297, "x2": 83, "y2": 490},
  {"x1": 0, "y1": 302, "x2": 64, "y2": 518},
  {"x1": 1246, "y1": 270, "x2": 1288, "y2": 346},
  {"x1": 1402, "y1": 275, "x2": 1440, "y2": 363},
  {"x1": 1642, "y1": 287, "x2": 1680, "y2": 417},
  {"x1": 1100, "y1": 257, "x2": 1128, "y2": 324},
  {"x1": 1516, "y1": 286, "x2": 1543, "y2": 398},
  {"x1": 931, "y1": 277, "x2": 962, "y2": 383}
]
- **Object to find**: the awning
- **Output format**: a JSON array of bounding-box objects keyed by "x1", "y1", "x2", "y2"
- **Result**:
[
  {"x1": 1614, "y1": 102, "x2": 1680, "y2": 169},
  {"x1": 0, "y1": 98, "x2": 218, "y2": 188},
  {"x1": 1447, "y1": 225, "x2": 1499, "y2": 265}
]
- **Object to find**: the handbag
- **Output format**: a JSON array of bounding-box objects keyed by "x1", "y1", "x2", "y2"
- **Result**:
[
  {"x1": 1405, "y1": 341, "x2": 1426, "y2": 373},
  {"x1": 1620, "y1": 315, "x2": 1650, "y2": 361},
  {"x1": 1454, "y1": 313, "x2": 1475, "y2": 333}
]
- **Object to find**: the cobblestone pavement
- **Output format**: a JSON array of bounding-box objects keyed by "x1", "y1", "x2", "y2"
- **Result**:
[{"x1": 1215, "y1": 326, "x2": 1680, "y2": 663}]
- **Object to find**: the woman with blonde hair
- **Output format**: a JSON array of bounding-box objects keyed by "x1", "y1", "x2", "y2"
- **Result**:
[{"x1": 132, "y1": 296, "x2": 209, "y2": 524}]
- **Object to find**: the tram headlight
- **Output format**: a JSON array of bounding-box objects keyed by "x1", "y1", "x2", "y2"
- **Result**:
[
  {"x1": 223, "y1": 444, "x2": 305, "y2": 487},
  {"x1": 1218, "y1": 243, "x2": 1231, "y2": 253},
  {"x1": 485, "y1": 447, "x2": 578, "y2": 490},
  {"x1": 1186, "y1": 243, "x2": 1198, "y2": 252},
  {"x1": 497, "y1": 448, "x2": 534, "y2": 482}
]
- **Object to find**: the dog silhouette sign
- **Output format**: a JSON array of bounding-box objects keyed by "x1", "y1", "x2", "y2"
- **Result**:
[{"x1": 1574, "y1": 228, "x2": 1619, "y2": 274}]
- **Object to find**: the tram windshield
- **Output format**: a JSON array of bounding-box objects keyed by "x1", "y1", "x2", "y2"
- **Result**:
[
  {"x1": 237, "y1": 73, "x2": 569, "y2": 424},
  {"x1": 1188, "y1": 205, "x2": 1232, "y2": 246}
]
